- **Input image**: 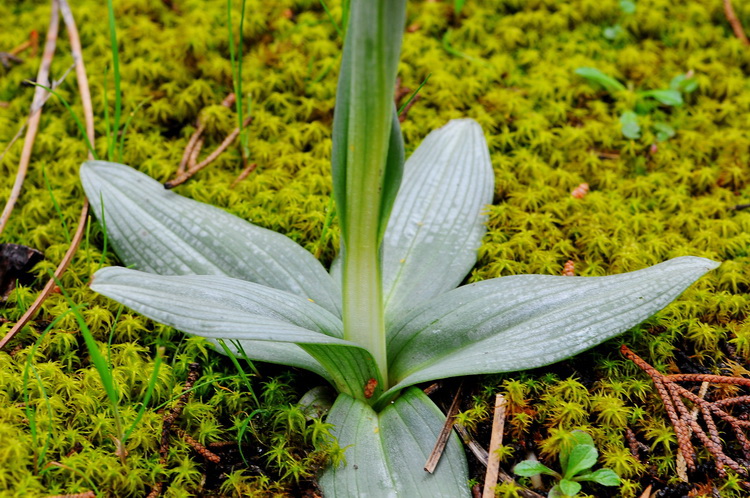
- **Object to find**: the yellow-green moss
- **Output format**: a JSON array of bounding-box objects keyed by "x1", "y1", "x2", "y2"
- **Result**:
[{"x1": 2, "y1": 0, "x2": 750, "y2": 495}]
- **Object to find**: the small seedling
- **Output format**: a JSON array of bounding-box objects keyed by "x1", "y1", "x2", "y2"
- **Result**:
[
  {"x1": 514, "y1": 431, "x2": 620, "y2": 497},
  {"x1": 575, "y1": 67, "x2": 697, "y2": 141},
  {"x1": 603, "y1": 0, "x2": 636, "y2": 41}
]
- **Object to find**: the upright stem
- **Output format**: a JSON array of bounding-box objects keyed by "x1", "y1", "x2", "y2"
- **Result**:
[{"x1": 332, "y1": 0, "x2": 406, "y2": 387}]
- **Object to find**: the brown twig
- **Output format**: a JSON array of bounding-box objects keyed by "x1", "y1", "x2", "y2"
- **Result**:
[
  {"x1": 229, "y1": 162, "x2": 258, "y2": 189},
  {"x1": 164, "y1": 115, "x2": 252, "y2": 189},
  {"x1": 0, "y1": 0, "x2": 60, "y2": 236},
  {"x1": 0, "y1": 0, "x2": 95, "y2": 351},
  {"x1": 425, "y1": 382, "x2": 463, "y2": 473},
  {"x1": 176, "y1": 428, "x2": 221, "y2": 463},
  {"x1": 0, "y1": 200, "x2": 88, "y2": 350},
  {"x1": 724, "y1": 0, "x2": 750, "y2": 46},
  {"x1": 58, "y1": 0, "x2": 95, "y2": 154},
  {"x1": 45, "y1": 492, "x2": 95, "y2": 498},
  {"x1": 621, "y1": 345, "x2": 750, "y2": 476},
  {"x1": 177, "y1": 93, "x2": 236, "y2": 175},
  {"x1": 149, "y1": 363, "x2": 201, "y2": 498},
  {"x1": 482, "y1": 394, "x2": 507, "y2": 498}
]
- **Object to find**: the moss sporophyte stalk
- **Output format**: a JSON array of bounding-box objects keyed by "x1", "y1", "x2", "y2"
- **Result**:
[{"x1": 79, "y1": 0, "x2": 720, "y2": 495}]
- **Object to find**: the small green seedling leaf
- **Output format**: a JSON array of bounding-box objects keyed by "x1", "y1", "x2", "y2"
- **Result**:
[
  {"x1": 560, "y1": 431, "x2": 594, "y2": 471},
  {"x1": 639, "y1": 89, "x2": 683, "y2": 106},
  {"x1": 619, "y1": 0, "x2": 636, "y2": 14},
  {"x1": 558, "y1": 479, "x2": 582, "y2": 497},
  {"x1": 574, "y1": 67, "x2": 626, "y2": 93},
  {"x1": 653, "y1": 122, "x2": 676, "y2": 142},
  {"x1": 620, "y1": 111, "x2": 641, "y2": 139},
  {"x1": 670, "y1": 73, "x2": 698, "y2": 94},
  {"x1": 514, "y1": 460, "x2": 558, "y2": 477},
  {"x1": 578, "y1": 468, "x2": 621, "y2": 486},
  {"x1": 562, "y1": 444, "x2": 598, "y2": 479},
  {"x1": 603, "y1": 25, "x2": 624, "y2": 40}
]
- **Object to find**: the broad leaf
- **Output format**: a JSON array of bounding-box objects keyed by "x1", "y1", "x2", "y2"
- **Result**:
[
  {"x1": 91, "y1": 267, "x2": 382, "y2": 400},
  {"x1": 385, "y1": 257, "x2": 719, "y2": 393},
  {"x1": 318, "y1": 388, "x2": 469, "y2": 497},
  {"x1": 381, "y1": 119, "x2": 494, "y2": 324},
  {"x1": 80, "y1": 161, "x2": 341, "y2": 316}
]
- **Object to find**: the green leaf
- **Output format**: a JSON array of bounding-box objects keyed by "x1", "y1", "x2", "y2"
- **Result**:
[
  {"x1": 619, "y1": 111, "x2": 641, "y2": 139},
  {"x1": 80, "y1": 161, "x2": 341, "y2": 316},
  {"x1": 653, "y1": 122, "x2": 676, "y2": 142},
  {"x1": 382, "y1": 119, "x2": 494, "y2": 324},
  {"x1": 560, "y1": 431, "x2": 594, "y2": 471},
  {"x1": 574, "y1": 67, "x2": 626, "y2": 93},
  {"x1": 384, "y1": 257, "x2": 719, "y2": 395},
  {"x1": 670, "y1": 74, "x2": 698, "y2": 94},
  {"x1": 90, "y1": 267, "x2": 383, "y2": 400},
  {"x1": 577, "y1": 468, "x2": 621, "y2": 486},
  {"x1": 558, "y1": 479, "x2": 582, "y2": 497},
  {"x1": 618, "y1": 0, "x2": 636, "y2": 14},
  {"x1": 318, "y1": 388, "x2": 470, "y2": 497},
  {"x1": 639, "y1": 89, "x2": 683, "y2": 106},
  {"x1": 513, "y1": 460, "x2": 557, "y2": 477},
  {"x1": 331, "y1": 0, "x2": 407, "y2": 385},
  {"x1": 603, "y1": 25, "x2": 624, "y2": 40},
  {"x1": 331, "y1": 0, "x2": 406, "y2": 244},
  {"x1": 562, "y1": 444, "x2": 598, "y2": 479}
]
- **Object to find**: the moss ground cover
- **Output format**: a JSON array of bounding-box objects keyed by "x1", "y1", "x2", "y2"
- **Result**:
[{"x1": 1, "y1": 0, "x2": 750, "y2": 495}]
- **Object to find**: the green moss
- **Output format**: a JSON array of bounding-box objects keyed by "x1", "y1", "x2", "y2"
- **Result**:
[{"x1": 2, "y1": 0, "x2": 750, "y2": 494}]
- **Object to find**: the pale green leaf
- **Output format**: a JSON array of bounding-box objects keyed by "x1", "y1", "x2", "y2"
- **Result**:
[
  {"x1": 382, "y1": 119, "x2": 494, "y2": 324},
  {"x1": 80, "y1": 161, "x2": 341, "y2": 316},
  {"x1": 639, "y1": 89, "x2": 683, "y2": 106},
  {"x1": 620, "y1": 111, "x2": 640, "y2": 139},
  {"x1": 319, "y1": 388, "x2": 469, "y2": 497},
  {"x1": 385, "y1": 257, "x2": 719, "y2": 392},
  {"x1": 90, "y1": 267, "x2": 383, "y2": 399},
  {"x1": 331, "y1": 0, "x2": 406, "y2": 245}
]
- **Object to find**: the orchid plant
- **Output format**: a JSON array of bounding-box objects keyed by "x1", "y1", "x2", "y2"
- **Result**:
[{"x1": 79, "y1": 1, "x2": 719, "y2": 495}]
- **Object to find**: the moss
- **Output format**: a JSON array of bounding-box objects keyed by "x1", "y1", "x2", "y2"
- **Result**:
[{"x1": 2, "y1": 0, "x2": 750, "y2": 494}]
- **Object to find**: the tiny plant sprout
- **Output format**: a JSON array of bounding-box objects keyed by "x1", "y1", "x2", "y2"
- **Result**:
[
  {"x1": 514, "y1": 431, "x2": 620, "y2": 497},
  {"x1": 80, "y1": 1, "x2": 719, "y2": 495}
]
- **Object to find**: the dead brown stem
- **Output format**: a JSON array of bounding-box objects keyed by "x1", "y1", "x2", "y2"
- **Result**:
[
  {"x1": 482, "y1": 394, "x2": 507, "y2": 498},
  {"x1": 425, "y1": 382, "x2": 463, "y2": 473},
  {"x1": 621, "y1": 345, "x2": 750, "y2": 477},
  {"x1": 165, "y1": 115, "x2": 253, "y2": 189},
  {"x1": 0, "y1": 0, "x2": 60, "y2": 235},
  {"x1": 724, "y1": 0, "x2": 750, "y2": 46},
  {"x1": 0, "y1": 0, "x2": 96, "y2": 351}
]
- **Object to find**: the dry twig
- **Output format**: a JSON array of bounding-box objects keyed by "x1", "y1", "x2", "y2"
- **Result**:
[
  {"x1": 621, "y1": 345, "x2": 750, "y2": 476},
  {"x1": 165, "y1": 115, "x2": 253, "y2": 189},
  {"x1": 149, "y1": 363, "x2": 201, "y2": 498},
  {"x1": 176, "y1": 93, "x2": 237, "y2": 175},
  {"x1": 482, "y1": 394, "x2": 507, "y2": 498},
  {"x1": 724, "y1": 0, "x2": 750, "y2": 46},
  {"x1": 425, "y1": 382, "x2": 463, "y2": 473},
  {"x1": 0, "y1": 0, "x2": 95, "y2": 351},
  {"x1": 0, "y1": 1, "x2": 60, "y2": 235}
]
